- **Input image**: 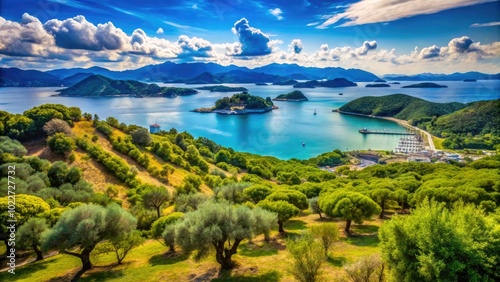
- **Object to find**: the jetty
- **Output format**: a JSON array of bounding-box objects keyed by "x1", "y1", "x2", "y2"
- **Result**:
[{"x1": 359, "y1": 128, "x2": 415, "y2": 135}]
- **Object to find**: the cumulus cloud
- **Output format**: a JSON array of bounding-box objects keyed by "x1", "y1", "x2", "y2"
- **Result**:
[
  {"x1": 43, "y1": 15, "x2": 128, "y2": 51},
  {"x1": 268, "y1": 8, "x2": 283, "y2": 20},
  {"x1": 447, "y1": 36, "x2": 474, "y2": 53},
  {"x1": 356, "y1": 40, "x2": 377, "y2": 55},
  {"x1": 470, "y1": 21, "x2": 500, "y2": 27},
  {"x1": 0, "y1": 13, "x2": 55, "y2": 57},
  {"x1": 289, "y1": 39, "x2": 303, "y2": 54},
  {"x1": 156, "y1": 28, "x2": 164, "y2": 34},
  {"x1": 176, "y1": 35, "x2": 215, "y2": 58},
  {"x1": 419, "y1": 45, "x2": 441, "y2": 59},
  {"x1": 230, "y1": 18, "x2": 272, "y2": 56},
  {"x1": 318, "y1": 0, "x2": 496, "y2": 28}
]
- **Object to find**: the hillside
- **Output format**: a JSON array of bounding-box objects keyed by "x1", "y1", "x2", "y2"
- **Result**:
[
  {"x1": 339, "y1": 94, "x2": 499, "y2": 149},
  {"x1": 339, "y1": 94, "x2": 465, "y2": 121},
  {"x1": 56, "y1": 75, "x2": 197, "y2": 97},
  {"x1": 422, "y1": 100, "x2": 500, "y2": 149}
]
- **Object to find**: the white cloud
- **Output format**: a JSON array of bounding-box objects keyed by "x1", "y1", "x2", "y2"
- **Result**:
[
  {"x1": 229, "y1": 18, "x2": 273, "y2": 56},
  {"x1": 471, "y1": 21, "x2": 500, "y2": 27},
  {"x1": 156, "y1": 28, "x2": 164, "y2": 34},
  {"x1": 318, "y1": 0, "x2": 497, "y2": 28},
  {"x1": 44, "y1": 15, "x2": 129, "y2": 51},
  {"x1": 289, "y1": 39, "x2": 303, "y2": 54},
  {"x1": 268, "y1": 8, "x2": 284, "y2": 20}
]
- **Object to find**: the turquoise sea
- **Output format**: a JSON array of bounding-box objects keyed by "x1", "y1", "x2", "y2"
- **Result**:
[{"x1": 0, "y1": 80, "x2": 498, "y2": 159}]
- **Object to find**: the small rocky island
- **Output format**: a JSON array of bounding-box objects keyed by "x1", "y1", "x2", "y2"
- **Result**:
[
  {"x1": 273, "y1": 90, "x2": 308, "y2": 101},
  {"x1": 366, "y1": 83, "x2": 390, "y2": 87},
  {"x1": 374, "y1": 79, "x2": 387, "y2": 83},
  {"x1": 195, "y1": 85, "x2": 248, "y2": 92},
  {"x1": 402, "y1": 82, "x2": 447, "y2": 88},
  {"x1": 463, "y1": 79, "x2": 477, "y2": 82},
  {"x1": 294, "y1": 78, "x2": 357, "y2": 88},
  {"x1": 193, "y1": 92, "x2": 276, "y2": 114},
  {"x1": 56, "y1": 75, "x2": 198, "y2": 97}
]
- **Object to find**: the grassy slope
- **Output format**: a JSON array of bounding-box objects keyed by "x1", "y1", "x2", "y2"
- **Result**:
[{"x1": 0, "y1": 212, "x2": 382, "y2": 281}]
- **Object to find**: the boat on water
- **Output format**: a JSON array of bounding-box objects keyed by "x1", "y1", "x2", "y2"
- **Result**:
[
  {"x1": 339, "y1": 93, "x2": 343, "y2": 95},
  {"x1": 302, "y1": 142, "x2": 305, "y2": 146},
  {"x1": 314, "y1": 109, "x2": 317, "y2": 115}
]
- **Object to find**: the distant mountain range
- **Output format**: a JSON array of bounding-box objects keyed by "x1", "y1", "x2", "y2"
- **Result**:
[
  {"x1": 56, "y1": 75, "x2": 197, "y2": 97},
  {"x1": 383, "y1": 72, "x2": 500, "y2": 81},
  {"x1": 1, "y1": 62, "x2": 499, "y2": 88}
]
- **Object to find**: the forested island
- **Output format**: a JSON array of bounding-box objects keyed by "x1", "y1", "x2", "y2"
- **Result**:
[
  {"x1": 0, "y1": 103, "x2": 499, "y2": 282},
  {"x1": 339, "y1": 94, "x2": 500, "y2": 150},
  {"x1": 365, "y1": 83, "x2": 390, "y2": 87},
  {"x1": 273, "y1": 90, "x2": 308, "y2": 101},
  {"x1": 194, "y1": 85, "x2": 248, "y2": 92},
  {"x1": 56, "y1": 75, "x2": 197, "y2": 97},
  {"x1": 402, "y1": 82, "x2": 448, "y2": 88},
  {"x1": 293, "y1": 78, "x2": 357, "y2": 88},
  {"x1": 192, "y1": 92, "x2": 275, "y2": 114}
]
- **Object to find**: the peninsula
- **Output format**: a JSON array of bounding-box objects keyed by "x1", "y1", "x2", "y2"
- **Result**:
[
  {"x1": 192, "y1": 92, "x2": 275, "y2": 114},
  {"x1": 56, "y1": 75, "x2": 197, "y2": 97},
  {"x1": 273, "y1": 90, "x2": 308, "y2": 101}
]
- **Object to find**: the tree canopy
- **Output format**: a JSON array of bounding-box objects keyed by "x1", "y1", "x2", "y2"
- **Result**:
[
  {"x1": 379, "y1": 199, "x2": 500, "y2": 281},
  {"x1": 319, "y1": 190, "x2": 380, "y2": 234},
  {"x1": 42, "y1": 203, "x2": 137, "y2": 278},
  {"x1": 175, "y1": 201, "x2": 276, "y2": 269}
]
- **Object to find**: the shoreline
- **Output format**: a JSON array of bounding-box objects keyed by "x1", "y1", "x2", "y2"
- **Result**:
[{"x1": 333, "y1": 109, "x2": 436, "y2": 151}]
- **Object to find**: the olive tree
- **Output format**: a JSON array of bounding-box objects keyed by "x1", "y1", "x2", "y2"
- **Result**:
[
  {"x1": 43, "y1": 118, "x2": 71, "y2": 136},
  {"x1": 213, "y1": 182, "x2": 251, "y2": 204},
  {"x1": 42, "y1": 204, "x2": 137, "y2": 278},
  {"x1": 97, "y1": 230, "x2": 144, "y2": 264},
  {"x1": 319, "y1": 190, "x2": 380, "y2": 234},
  {"x1": 150, "y1": 212, "x2": 184, "y2": 253},
  {"x1": 379, "y1": 200, "x2": 500, "y2": 281},
  {"x1": 130, "y1": 127, "x2": 152, "y2": 146},
  {"x1": 141, "y1": 186, "x2": 170, "y2": 218},
  {"x1": 175, "y1": 201, "x2": 276, "y2": 269},
  {"x1": 16, "y1": 218, "x2": 49, "y2": 261}
]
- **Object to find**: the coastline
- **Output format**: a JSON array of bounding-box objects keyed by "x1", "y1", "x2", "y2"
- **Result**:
[{"x1": 333, "y1": 109, "x2": 436, "y2": 151}]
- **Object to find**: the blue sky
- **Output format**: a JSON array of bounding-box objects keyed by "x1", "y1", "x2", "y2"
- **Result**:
[{"x1": 0, "y1": 0, "x2": 499, "y2": 74}]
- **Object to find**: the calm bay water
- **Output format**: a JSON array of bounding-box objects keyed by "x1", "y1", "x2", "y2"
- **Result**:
[{"x1": 1, "y1": 80, "x2": 498, "y2": 159}]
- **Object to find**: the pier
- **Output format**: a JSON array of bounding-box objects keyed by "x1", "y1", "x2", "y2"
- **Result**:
[{"x1": 359, "y1": 128, "x2": 415, "y2": 135}]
